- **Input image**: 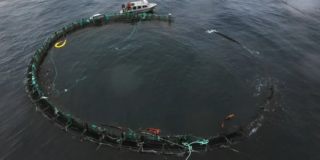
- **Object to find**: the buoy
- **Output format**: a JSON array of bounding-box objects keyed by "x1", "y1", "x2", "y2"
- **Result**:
[
  {"x1": 146, "y1": 128, "x2": 160, "y2": 135},
  {"x1": 55, "y1": 40, "x2": 67, "y2": 48},
  {"x1": 225, "y1": 114, "x2": 234, "y2": 120},
  {"x1": 222, "y1": 114, "x2": 234, "y2": 128}
]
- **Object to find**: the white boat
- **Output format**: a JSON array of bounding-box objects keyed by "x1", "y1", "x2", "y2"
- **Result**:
[{"x1": 120, "y1": 0, "x2": 157, "y2": 14}]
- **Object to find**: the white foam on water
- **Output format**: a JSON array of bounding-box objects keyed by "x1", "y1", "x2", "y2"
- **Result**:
[
  {"x1": 247, "y1": 115, "x2": 264, "y2": 137},
  {"x1": 248, "y1": 123, "x2": 262, "y2": 136},
  {"x1": 206, "y1": 29, "x2": 217, "y2": 34},
  {"x1": 243, "y1": 45, "x2": 261, "y2": 55}
]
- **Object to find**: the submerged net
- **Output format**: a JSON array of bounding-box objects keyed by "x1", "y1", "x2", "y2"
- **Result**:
[{"x1": 25, "y1": 13, "x2": 272, "y2": 159}]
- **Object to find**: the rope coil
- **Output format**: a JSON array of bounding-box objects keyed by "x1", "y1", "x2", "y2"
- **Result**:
[{"x1": 55, "y1": 40, "x2": 67, "y2": 48}]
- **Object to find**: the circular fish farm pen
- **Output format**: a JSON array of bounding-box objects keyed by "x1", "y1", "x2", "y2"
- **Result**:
[{"x1": 26, "y1": 13, "x2": 276, "y2": 159}]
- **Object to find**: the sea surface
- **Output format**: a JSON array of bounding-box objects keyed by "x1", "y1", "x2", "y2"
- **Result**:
[{"x1": 1, "y1": 0, "x2": 320, "y2": 160}]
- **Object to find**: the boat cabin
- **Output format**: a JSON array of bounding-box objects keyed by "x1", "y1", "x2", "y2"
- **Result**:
[{"x1": 121, "y1": 0, "x2": 157, "y2": 13}]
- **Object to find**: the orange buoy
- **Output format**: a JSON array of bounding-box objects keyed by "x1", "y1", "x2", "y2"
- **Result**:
[
  {"x1": 222, "y1": 114, "x2": 234, "y2": 128},
  {"x1": 146, "y1": 128, "x2": 160, "y2": 135},
  {"x1": 225, "y1": 114, "x2": 234, "y2": 120}
]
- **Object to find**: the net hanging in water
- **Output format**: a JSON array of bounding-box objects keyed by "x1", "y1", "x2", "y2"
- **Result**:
[{"x1": 26, "y1": 12, "x2": 275, "y2": 159}]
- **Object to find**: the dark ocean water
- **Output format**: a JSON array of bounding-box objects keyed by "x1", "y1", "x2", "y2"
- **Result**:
[{"x1": 1, "y1": 0, "x2": 320, "y2": 160}]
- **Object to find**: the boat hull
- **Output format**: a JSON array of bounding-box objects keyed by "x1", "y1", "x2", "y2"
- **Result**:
[{"x1": 120, "y1": 3, "x2": 156, "y2": 14}]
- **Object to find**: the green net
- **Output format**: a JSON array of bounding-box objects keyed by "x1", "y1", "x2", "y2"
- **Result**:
[{"x1": 25, "y1": 12, "x2": 247, "y2": 159}]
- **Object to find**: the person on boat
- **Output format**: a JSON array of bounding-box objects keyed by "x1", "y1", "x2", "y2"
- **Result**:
[
  {"x1": 127, "y1": 2, "x2": 131, "y2": 12},
  {"x1": 121, "y1": 4, "x2": 125, "y2": 12}
]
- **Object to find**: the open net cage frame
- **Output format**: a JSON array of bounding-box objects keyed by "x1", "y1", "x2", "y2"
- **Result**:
[{"x1": 25, "y1": 13, "x2": 247, "y2": 156}]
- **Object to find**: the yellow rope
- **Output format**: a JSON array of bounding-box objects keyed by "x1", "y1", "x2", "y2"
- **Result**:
[{"x1": 55, "y1": 40, "x2": 67, "y2": 48}]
